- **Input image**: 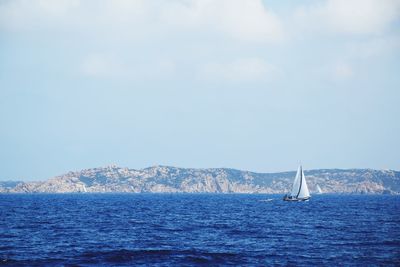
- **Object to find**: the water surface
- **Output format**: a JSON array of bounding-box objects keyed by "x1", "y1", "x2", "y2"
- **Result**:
[{"x1": 0, "y1": 194, "x2": 399, "y2": 266}]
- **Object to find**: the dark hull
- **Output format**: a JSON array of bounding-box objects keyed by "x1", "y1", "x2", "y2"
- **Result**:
[{"x1": 283, "y1": 196, "x2": 310, "y2": 202}]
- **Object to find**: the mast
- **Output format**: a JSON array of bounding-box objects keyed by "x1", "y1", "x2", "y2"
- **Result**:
[{"x1": 296, "y1": 165, "x2": 303, "y2": 198}]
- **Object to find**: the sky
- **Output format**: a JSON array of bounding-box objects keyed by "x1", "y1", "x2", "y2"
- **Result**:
[{"x1": 0, "y1": 0, "x2": 400, "y2": 181}]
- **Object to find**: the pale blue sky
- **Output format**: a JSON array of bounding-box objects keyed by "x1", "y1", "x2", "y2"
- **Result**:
[{"x1": 1, "y1": 0, "x2": 399, "y2": 181}]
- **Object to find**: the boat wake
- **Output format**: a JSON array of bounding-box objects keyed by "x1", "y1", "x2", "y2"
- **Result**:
[{"x1": 258, "y1": 199, "x2": 274, "y2": 202}]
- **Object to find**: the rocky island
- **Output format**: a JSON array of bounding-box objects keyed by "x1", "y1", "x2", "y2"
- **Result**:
[{"x1": 1, "y1": 165, "x2": 399, "y2": 194}]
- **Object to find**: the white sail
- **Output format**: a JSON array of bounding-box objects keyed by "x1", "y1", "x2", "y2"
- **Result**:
[
  {"x1": 286, "y1": 165, "x2": 310, "y2": 200},
  {"x1": 297, "y1": 168, "x2": 310, "y2": 198},
  {"x1": 289, "y1": 166, "x2": 302, "y2": 197},
  {"x1": 316, "y1": 184, "x2": 322, "y2": 194}
]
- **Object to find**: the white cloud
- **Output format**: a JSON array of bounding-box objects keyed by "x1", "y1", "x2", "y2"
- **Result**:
[
  {"x1": 198, "y1": 58, "x2": 279, "y2": 82},
  {"x1": 295, "y1": 0, "x2": 400, "y2": 36},
  {"x1": 0, "y1": 0, "x2": 283, "y2": 43},
  {"x1": 80, "y1": 54, "x2": 119, "y2": 77},
  {"x1": 80, "y1": 54, "x2": 176, "y2": 80},
  {"x1": 3, "y1": 0, "x2": 397, "y2": 86},
  {"x1": 161, "y1": 0, "x2": 283, "y2": 43},
  {"x1": 0, "y1": 0, "x2": 81, "y2": 31},
  {"x1": 0, "y1": 0, "x2": 284, "y2": 83},
  {"x1": 38, "y1": 0, "x2": 80, "y2": 15},
  {"x1": 332, "y1": 62, "x2": 354, "y2": 80},
  {"x1": 347, "y1": 35, "x2": 400, "y2": 59}
]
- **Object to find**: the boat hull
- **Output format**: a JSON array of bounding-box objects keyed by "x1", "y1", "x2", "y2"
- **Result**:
[{"x1": 283, "y1": 196, "x2": 310, "y2": 202}]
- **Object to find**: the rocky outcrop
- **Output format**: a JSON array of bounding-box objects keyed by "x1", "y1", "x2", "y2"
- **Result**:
[
  {"x1": 0, "y1": 181, "x2": 23, "y2": 193},
  {"x1": 3, "y1": 165, "x2": 400, "y2": 194}
]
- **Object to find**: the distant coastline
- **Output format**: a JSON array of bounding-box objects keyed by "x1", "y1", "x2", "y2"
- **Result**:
[{"x1": 1, "y1": 166, "x2": 399, "y2": 194}]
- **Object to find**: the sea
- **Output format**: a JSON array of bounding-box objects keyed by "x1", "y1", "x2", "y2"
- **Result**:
[{"x1": 0, "y1": 194, "x2": 399, "y2": 266}]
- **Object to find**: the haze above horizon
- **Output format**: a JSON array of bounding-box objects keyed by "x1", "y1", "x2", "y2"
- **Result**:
[{"x1": 1, "y1": 0, "x2": 399, "y2": 181}]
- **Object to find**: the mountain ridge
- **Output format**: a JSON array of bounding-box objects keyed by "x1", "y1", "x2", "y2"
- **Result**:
[{"x1": 1, "y1": 165, "x2": 399, "y2": 194}]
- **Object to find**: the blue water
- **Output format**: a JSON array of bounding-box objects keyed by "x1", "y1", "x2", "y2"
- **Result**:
[{"x1": 0, "y1": 194, "x2": 399, "y2": 266}]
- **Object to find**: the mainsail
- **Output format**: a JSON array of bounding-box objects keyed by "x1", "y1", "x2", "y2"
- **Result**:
[
  {"x1": 316, "y1": 184, "x2": 323, "y2": 194},
  {"x1": 286, "y1": 165, "x2": 310, "y2": 200},
  {"x1": 290, "y1": 166, "x2": 301, "y2": 197}
]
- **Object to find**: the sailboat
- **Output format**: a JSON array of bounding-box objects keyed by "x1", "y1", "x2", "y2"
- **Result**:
[
  {"x1": 283, "y1": 165, "x2": 310, "y2": 201},
  {"x1": 316, "y1": 184, "x2": 323, "y2": 194}
]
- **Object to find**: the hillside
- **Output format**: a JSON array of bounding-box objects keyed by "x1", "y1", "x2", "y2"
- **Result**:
[{"x1": 2, "y1": 165, "x2": 399, "y2": 194}]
